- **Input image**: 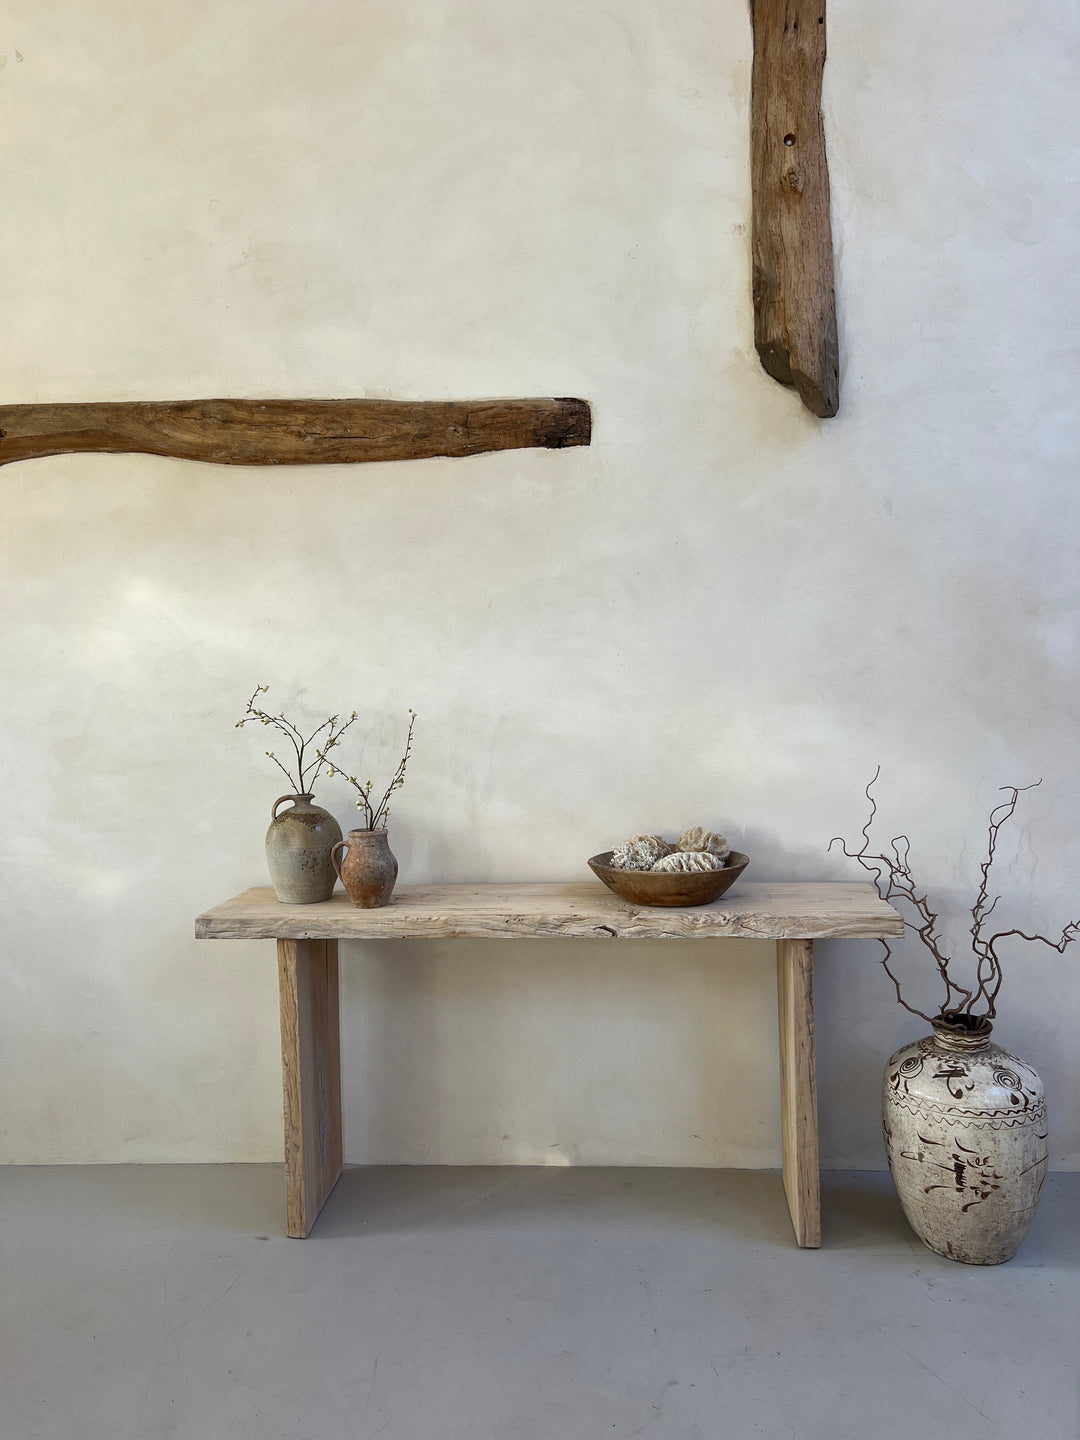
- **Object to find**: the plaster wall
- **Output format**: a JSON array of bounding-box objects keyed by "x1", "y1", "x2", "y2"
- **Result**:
[{"x1": 1, "y1": 0, "x2": 1077, "y2": 1169}]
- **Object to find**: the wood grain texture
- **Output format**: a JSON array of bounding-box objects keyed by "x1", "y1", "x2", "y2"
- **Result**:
[
  {"x1": 198, "y1": 881, "x2": 903, "y2": 943},
  {"x1": 277, "y1": 938, "x2": 343, "y2": 1238},
  {"x1": 776, "y1": 937, "x2": 820, "y2": 1247},
  {"x1": 751, "y1": 0, "x2": 839, "y2": 418},
  {"x1": 0, "y1": 397, "x2": 591, "y2": 468}
]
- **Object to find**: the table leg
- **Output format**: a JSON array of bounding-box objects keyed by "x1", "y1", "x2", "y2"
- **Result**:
[
  {"x1": 776, "y1": 938, "x2": 821, "y2": 1247},
  {"x1": 277, "y1": 938, "x2": 343, "y2": 1237}
]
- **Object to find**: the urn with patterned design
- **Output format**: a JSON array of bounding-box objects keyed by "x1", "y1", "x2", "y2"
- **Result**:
[{"x1": 882, "y1": 1019, "x2": 1047, "y2": 1265}]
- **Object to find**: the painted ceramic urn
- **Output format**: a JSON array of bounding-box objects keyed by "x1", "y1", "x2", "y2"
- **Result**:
[
  {"x1": 882, "y1": 1018, "x2": 1047, "y2": 1265},
  {"x1": 264, "y1": 794, "x2": 342, "y2": 904}
]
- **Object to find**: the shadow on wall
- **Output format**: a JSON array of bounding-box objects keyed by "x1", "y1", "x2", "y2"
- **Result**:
[
  {"x1": 334, "y1": 821, "x2": 914, "y2": 1171},
  {"x1": 337, "y1": 933, "x2": 782, "y2": 1168},
  {"x1": 729, "y1": 823, "x2": 845, "y2": 883},
  {"x1": 813, "y1": 937, "x2": 907, "y2": 1169},
  {"x1": 736, "y1": 822, "x2": 918, "y2": 1169}
]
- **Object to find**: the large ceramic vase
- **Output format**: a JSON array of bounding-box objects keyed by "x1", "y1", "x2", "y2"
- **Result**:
[
  {"x1": 264, "y1": 794, "x2": 342, "y2": 904},
  {"x1": 882, "y1": 1017, "x2": 1047, "y2": 1265},
  {"x1": 331, "y1": 829, "x2": 398, "y2": 908}
]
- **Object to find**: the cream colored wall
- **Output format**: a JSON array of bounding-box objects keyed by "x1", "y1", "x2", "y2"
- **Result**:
[{"x1": 2, "y1": 0, "x2": 1077, "y2": 1168}]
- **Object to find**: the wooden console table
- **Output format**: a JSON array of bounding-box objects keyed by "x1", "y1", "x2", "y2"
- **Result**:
[{"x1": 195, "y1": 882, "x2": 901, "y2": 1245}]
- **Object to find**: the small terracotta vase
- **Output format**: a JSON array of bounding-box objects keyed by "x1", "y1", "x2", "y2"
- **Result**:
[
  {"x1": 331, "y1": 829, "x2": 398, "y2": 908},
  {"x1": 883, "y1": 1015, "x2": 1048, "y2": 1265},
  {"x1": 264, "y1": 794, "x2": 342, "y2": 904}
]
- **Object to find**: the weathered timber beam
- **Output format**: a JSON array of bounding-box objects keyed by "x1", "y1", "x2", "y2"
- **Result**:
[
  {"x1": 751, "y1": 0, "x2": 839, "y2": 418},
  {"x1": 0, "y1": 396, "x2": 591, "y2": 468}
]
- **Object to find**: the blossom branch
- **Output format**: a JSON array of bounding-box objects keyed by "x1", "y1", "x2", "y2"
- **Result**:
[
  {"x1": 236, "y1": 685, "x2": 357, "y2": 795},
  {"x1": 317, "y1": 711, "x2": 416, "y2": 831}
]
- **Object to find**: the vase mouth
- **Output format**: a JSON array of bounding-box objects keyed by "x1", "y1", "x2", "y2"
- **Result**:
[
  {"x1": 346, "y1": 826, "x2": 388, "y2": 837},
  {"x1": 932, "y1": 1012, "x2": 994, "y2": 1052}
]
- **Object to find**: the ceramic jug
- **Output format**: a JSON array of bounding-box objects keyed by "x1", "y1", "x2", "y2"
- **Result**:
[
  {"x1": 264, "y1": 794, "x2": 342, "y2": 904},
  {"x1": 331, "y1": 829, "x2": 398, "y2": 908}
]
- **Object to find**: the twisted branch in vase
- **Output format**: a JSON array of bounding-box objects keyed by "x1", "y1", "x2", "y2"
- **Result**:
[
  {"x1": 317, "y1": 710, "x2": 416, "y2": 831},
  {"x1": 830, "y1": 768, "x2": 1079, "y2": 1031},
  {"x1": 236, "y1": 685, "x2": 357, "y2": 796}
]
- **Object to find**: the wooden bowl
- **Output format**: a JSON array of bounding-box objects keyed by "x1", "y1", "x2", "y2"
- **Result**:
[{"x1": 587, "y1": 851, "x2": 749, "y2": 907}]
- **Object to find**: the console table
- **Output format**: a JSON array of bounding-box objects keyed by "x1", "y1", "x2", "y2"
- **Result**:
[{"x1": 196, "y1": 881, "x2": 902, "y2": 1245}]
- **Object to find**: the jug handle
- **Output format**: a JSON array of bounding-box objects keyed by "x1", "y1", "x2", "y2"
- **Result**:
[
  {"x1": 330, "y1": 840, "x2": 349, "y2": 881},
  {"x1": 271, "y1": 794, "x2": 298, "y2": 821}
]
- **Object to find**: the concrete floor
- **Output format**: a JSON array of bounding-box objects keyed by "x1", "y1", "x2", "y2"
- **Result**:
[{"x1": 0, "y1": 1166, "x2": 1076, "y2": 1440}]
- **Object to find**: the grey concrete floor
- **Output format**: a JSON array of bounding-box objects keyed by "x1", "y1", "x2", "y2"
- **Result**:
[{"x1": 0, "y1": 1166, "x2": 1076, "y2": 1440}]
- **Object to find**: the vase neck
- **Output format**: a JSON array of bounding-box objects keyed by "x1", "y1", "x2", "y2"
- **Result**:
[{"x1": 932, "y1": 1017, "x2": 993, "y2": 1053}]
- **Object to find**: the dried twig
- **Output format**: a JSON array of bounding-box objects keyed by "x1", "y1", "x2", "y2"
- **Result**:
[{"x1": 830, "y1": 770, "x2": 1078, "y2": 1028}]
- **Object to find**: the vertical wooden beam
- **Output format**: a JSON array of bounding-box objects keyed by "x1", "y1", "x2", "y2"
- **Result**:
[
  {"x1": 776, "y1": 937, "x2": 821, "y2": 1246},
  {"x1": 751, "y1": 0, "x2": 839, "y2": 418},
  {"x1": 277, "y1": 938, "x2": 343, "y2": 1237}
]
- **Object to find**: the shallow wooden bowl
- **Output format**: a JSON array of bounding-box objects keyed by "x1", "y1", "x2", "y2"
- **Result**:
[{"x1": 587, "y1": 851, "x2": 750, "y2": 907}]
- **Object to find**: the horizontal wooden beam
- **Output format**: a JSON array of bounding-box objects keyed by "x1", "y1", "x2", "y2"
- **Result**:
[
  {"x1": 0, "y1": 396, "x2": 591, "y2": 468},
  {"x1": 196, "y1": 882, "x2": 905, "y2": 943},
  {"x1": 751, "y1": 0, "x2": 839, "y2": 418}
]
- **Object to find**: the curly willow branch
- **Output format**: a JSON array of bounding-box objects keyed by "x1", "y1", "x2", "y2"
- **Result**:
[
  {"x1": 829, "y1": 768, "x2": 958, "y2": 1022},
  {"x1": 830, "y1": 770, "x2": 1078, "y2": 1026}
]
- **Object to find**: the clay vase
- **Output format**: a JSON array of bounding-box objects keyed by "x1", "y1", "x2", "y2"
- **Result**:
[
  {"x1": 331, "y1": 829, "x2": 398, "y2": 908},
  {"x1": 882, "y1": 1016, "x2": 1048, "y2": 1265},
  {"x1": 264, "y1": 794, "x2": 342, "y2": 904}
]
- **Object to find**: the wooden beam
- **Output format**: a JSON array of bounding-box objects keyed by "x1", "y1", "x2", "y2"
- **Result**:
[
  {"x1": 0, "y1": 396, "x2": 591, "y2": 468},
  {"x1": 776, "y1": 937, "x2": 820, "y2": 1246},
  {"x1": 751, "y1": 0, "x2": 839, "y2": 418},
  {"x1": 196, "y1": 881, "x2": 906, "y2": 943}
]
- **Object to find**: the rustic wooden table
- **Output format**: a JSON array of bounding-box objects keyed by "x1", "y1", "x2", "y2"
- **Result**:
[{"x1": 196, "y1": 881, "x2": 902, "y2": 1244}]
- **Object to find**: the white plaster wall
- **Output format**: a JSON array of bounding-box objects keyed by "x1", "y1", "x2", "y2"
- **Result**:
[{"x1": 1, "y1": 0, "x2": 1077, "y2": 1168}]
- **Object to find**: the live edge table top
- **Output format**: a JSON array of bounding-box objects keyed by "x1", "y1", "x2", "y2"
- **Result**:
[{"x1": 195, "y1": 881, "x2": 903, "y2": 943}]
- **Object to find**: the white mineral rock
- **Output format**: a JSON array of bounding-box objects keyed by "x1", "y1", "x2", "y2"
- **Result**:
[
  {"x1": 610, "y1": 835, "x2": 675, "y2": 870},
  {"x1": 652, "y1": 850, "x2": 726, "y2": 873},
  {"x1": 676, "y1": 827, "x2": 730, "y2": 860}
]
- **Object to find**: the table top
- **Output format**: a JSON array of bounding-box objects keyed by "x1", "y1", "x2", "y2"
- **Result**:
[{"x1": 196, "y1": 881, "x2": 903, "y2": 942}]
